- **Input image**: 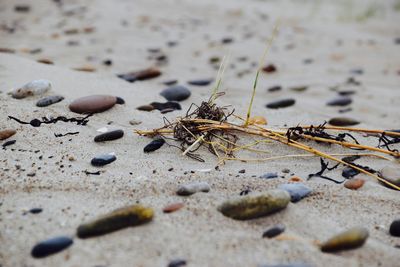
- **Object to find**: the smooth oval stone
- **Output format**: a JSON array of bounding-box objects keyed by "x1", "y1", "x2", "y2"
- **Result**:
[
  {"x1": 320, "y1": 227, "x2": 369, "y2": 252},
  {"x1": 29, "y1": 208, "x2": 43, "y2": 214},
  {"x1": 168, "y1": 259, "x2": 187, "y2": 267},
  {"x1": 327, "y1": 97, "x2": 352, "y2": 106},
  {"x1": 31, "y1": 236, "x2": 73, "y2": 258},
  {"x1": 187, "y1": 79, "x2": 213, "y2": 86},
  {"x1": 163, "y1": 202, "x2": 184, "y2": 213},
  {"x1": 91, "y1": 153, "x2": 116, "y2": 166},
  {"x1": 177, "y1": 181, "x2": 210, "y2": 196},
  {"x1": 144, "y1": 138, "x2": 165, "y2": 153},
  {"x1": 94, "y1": 129, "x2": 124, "y2": 142},
  {"x1": 379, "y1": 164, "x2": 400, "y2": 188},
  {"x1": 218, "y1": 190, "x2": 290, "y2": 220},
  {"x1": 262, "y1": 224, "x2": 285, "y2": 238},
  {"x1": 117, "y1": 68, "x2": 161, "y2": 82},
  {"x1": 389, "y1": 219, "x2": 400, "y2": 237},
  {"x1": 160, "y1": 86, "x2": 191, "y2": 101},
  {"x1": 262, "y1": 64, "x2": 277, "y2": 73},
  {"x1": 69, "y1": 95, "x2": 117, "y2": 114},
  {"x1": 266, "y1": 99, "x2": 295, "y2": 109},
  {"x1": 342, "y1": 167, "x2": 360, "y2": 179},
  {"x1": 137, "y1": 104, "x2": 155, "y2": 111},
  {"x1": 36, "y1": 95, "x2": 64, "y2": 107},
  {"x1": 267, "y1": 85, "x2": 282, "y2": 92},
  {"x1": 278, "y1": 183, "x2": 312, "y2": 203},
  {"x1": 12, "y1": 79, "x2": 51, "y2": 99},
  {"x1": 150, "y1": 101, "x2": 181, "y2": 111},
  {"x1": 344, "y1": 178, "x2": 365, "y2": 190},
  {"x1": 77, "y1": 204, "x2": 153, "y2": 238},
  {"x1": 328, "y1": 117, "x2": 360, "y2": 126},
  {"x1": 0, "y1": 129, "x2": 16, "y2": 140}
]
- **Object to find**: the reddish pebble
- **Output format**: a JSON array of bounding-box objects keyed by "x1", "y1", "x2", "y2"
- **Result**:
[
  {"x1": 163, "y1": 203, "x2": 184, "y2": 213},
  {"x1": 0, "y1": 129, "x2": 16, "y2": 140},
  {"x1": 69, "y1": 95, "x2": 117, "y2": 114},
  {"x1": 344, "y1": 178, "x2": 365, "y2": 190}
]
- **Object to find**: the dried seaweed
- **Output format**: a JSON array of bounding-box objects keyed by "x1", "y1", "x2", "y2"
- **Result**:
[
  {"x1": 308, "y1": 158, "x2": 343, "y2": 183},
  {"x1": 8, "y1": 114, "x2": 92, "y2": 127},
  {"x1": 54, "y1": 132, "x2": 80, "y2": 137}
]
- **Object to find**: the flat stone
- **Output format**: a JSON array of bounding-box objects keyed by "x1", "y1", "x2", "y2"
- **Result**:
[
  {"x1": 278, "y1": 183, "x2": 312, "y2": 202},
  {"x1": 31, "y1": 236, "x2": 73, "y2": 258},
  {"x1": 150, "y1": 101, "x2": 181, "y2": 111},
  {"x1": 218, "y1": 190, "x2": 290, "y2": 220},
  {"x1": 327, "y1": 96, "x2": 352, "y2": 106},
  {"x1": 344, "y1": 178, "x2": 365, "y2": 190},
  {"x1": 0, "y1": 129, "x2": 16, "y2": 140},
  {"x1": 379, "y1": 164, "x2": 400, "y2": 189},
  {"x1": 177, "y1": 181, "x2": 210, "y2": 196},
  {"x1": 36, "y1": 95, "x2": 64, "y2": 107},
  {"x1": 160, "y1": 86, "x2": 191, "y2": 101},
  {"x1": 260, "y1": 172, "x2": 278, "y2": 179},
  {"x1": 12, "y1": 79, "x2": 51, "y2": 99},
  {"x1": 320, "y1": 227, "x2": 369, "y2": 252},
  {"x1": 137, "y1": 104, "x2": 155, "y2": 111},
  {"x1": 342, "y1": 167, "x2": 360, "y2": 179},
  {"x1": 168, "y1": 259, "x2": 187, "y2": 267},
  {"x1": 389, "y1": 219, "x2": 400, "y2": 237},
  {"x1": 144, "y1": 138, "x2": 165, "y2": 153},
  {"x1": 328, "y1": 117, "x2": 360, "y2": 126},
  {"x1": 187, "y1": 79, "x2": 213, "y2": 86},
  {"x1": 77, "y1": 204, "x2": 153, "y2": 238},
  {"x1": 94, "y1": 129, "x2": 124, "y2": 142},
  {"x1": 29, "y1": 208, "x2": 43, "y2": 214},
  {"x1": 117, "y1": 68, "x2": 161, "y2": 82},
  {"x1": 262, "y1": 224, "x2": 285, "y2": 238},
  {"x1": 91, "y1": 153, "x2": 116, "y2": 166},
  {"x1": 129, "y1": 119, "x2": 142, "y2": 125},
  {"x1": 69, "y1": 95, "x2": 117, "y2": 114},
  {"x1": 266, "y1": 99, "x2": 295, "y2": 109}
]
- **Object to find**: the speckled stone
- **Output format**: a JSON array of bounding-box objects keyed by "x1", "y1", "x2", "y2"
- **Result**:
[
  {"x1": 36, "y1": 95, "x2": 64, "y2": 107},
  {"x1": 12, "y1": 79, "x2": 51, "y2": 99}
]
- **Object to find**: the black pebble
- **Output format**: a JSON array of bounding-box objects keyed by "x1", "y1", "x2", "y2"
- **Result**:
[
  {"x1": 328, "y1": 117, "x2": 360, "y2": 126},
  {"x1": 36, "y1": 95, "x2": 64, "y2": 107},
  {"x1": 30, "y1": 119, "x2": 42, "y2": 127},
  {"x1": 2, "y1": 140, "x2": 16, "y2": 148},
  {"x1": 326, "y1": 97, "x2": 352, "y2": 106},
  {"x1": 160, "y1": 86, "x2": 191, "y2": 101},
  {"x1": 168, "y1": 259, "x2": 187, "y2": 267},
  {"x1": 266, "y1": 99, "x2": 295, "y2": 109},
  {"x1": 267, "y1": 85, "x2": 282, "y2": 92},
  {"x1": 91, "y1": 154, "x2": 117, "y2": 166},
  {"x1": 390, "y1": 219, "x2": 400, "y2": 237},
  {"x1": 150, "y1": 101, "x2": 181, "y2": 111},
  {"x1": 342, "y1": 167, "x2": 360, "y2": 179},
  {"x1": 144, "y1": 138, "x2": 165, "y2": 153},
  {"x1": 29, "y1": 208, "x2": 43, "y2": 214},
  {"x1": 262, "y1": 224, "x2": 285, "y2": 238},
  {"x1": 187, "y1": 79, "x2": 213, "y2": 86},
  {"x1": 116, "y1": 97, "x2": 125, "y2": 104},
  {"x1": 31, "y1": 236, "x2": 73, "y2": 258},
  {"x1": 94, "y1": 130, "x2": 124, "y2": 142},
  {"x1": 103, "y1": 59, "x2": 112, "y2": 66}
]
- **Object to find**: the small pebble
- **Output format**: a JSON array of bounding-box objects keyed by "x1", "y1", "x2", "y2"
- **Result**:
[
  {"x1": 344, "y1": 178, "x2": 365, "y2": 190},
  {"x1": 262, "y1": 64, "x2": 277, "y2": 73},
  {"x1": 342, "y1": 167, "x2": 360, "y2": 179},
  {"x1": 389, "y1": 219, "x2": 400, "y2": 237},
  {"x1": 262, "y1": 224, "x2": 285, "y2": 238},
  {"x1": 129, "y1": 119, "x2": 142, "y2": 126},
  {"x1": 326, "y1": 96, "x2": 352, "y2": 106},
  {"x1": 94, "y1": 129, "x2": 124, "y2": 142},
  {"x1": 379, "y1": 164, "x2": 400, "y2": 188},
  {"x1": 177, "y1": 182, "x2": 210, "y2": 196},
  {"x1": 278, "y1": 183, "x2": 312, "y2": 202},
  {"x1": 29, "y1": 208, "x2": 43, "y2": 214},
  {"x1": 144, "y1": 138, "x2": 165, "y2": 153},
  {"x1": 266, "y1": 99, "x2": 295, "y2": 109},
  {"x1": 117, "y1": 68, "x2": 161, "y2": 82},
  {"x1": 0, "y1": 129, "x2": 16, "y2": 140},
  {"x1": 31, "y1": 236, "x2": 73, "y2": 258},
  {"x1": 12, "y1": 80, "x2": 51, "y2": 99},
  {"x1": 69, "y1": 95, "x2": 117, "y2": 114},
  {"x1": 77, "y1": 204, "x2": 153, "y2": 238},
  {"x1": 260, "y1": 172, "x2": 278, "y2": 179},
  {"x1": 267, "y1": 85, "x2": 282, "y2": 92},
  {"x1": 168, "y1": 259, "x2": 187, "y2": 267},
  {"x1": 137, "y1": 104, "x2": 155, "y2": 111},
  {"x1": 218, "y1": 190, "x2": 290, "y2": 220},
  {"x1": 187, "y1": 79, "x2": 213, "y2": 86},
  {"x1": 91, "y1": 153, "x2": 116, "y2": 166},
  {"x1": 163, "y1": 203, "x2": 184, "y2": 213},
  {"x1": 150, "y1": 101, "x2": 181, "y2": 111},
  {"x1": 320, "y1": 227, "x2": 369, "y2": 252},
  {"x1": 2, "y1": 140, "x2": 16, "y2": 148},
  {"x1": 290, "y1": 86, "x2": 308, "y2": 92},
  {"x1": 328, "y1": 117, "x2": 360, "y2": 126},
  {"x1": 36, "y1": 95, "x2": 64, "y2": 107},
  {"x1": 116, "y1": 97, "x2": 125, "y2": 104},
  {"x1": 160, "y1": 86, "x2": 191, "y2": 101}
]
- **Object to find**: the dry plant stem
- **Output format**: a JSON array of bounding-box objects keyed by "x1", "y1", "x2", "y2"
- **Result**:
[{"x1": 299, "y1": 126, "x2": 400, "y2": 137}]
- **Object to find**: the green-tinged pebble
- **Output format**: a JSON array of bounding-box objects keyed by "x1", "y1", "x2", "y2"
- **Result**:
[
  {"x1": 320, "y1": 227, "x2": 369, "y2": 252},
  {"x1": 77, "y1": 204, "x2": 153, "y2": 238},
  {"x1": 218, "y1": 189, "x2": 290, "y2": 220}
]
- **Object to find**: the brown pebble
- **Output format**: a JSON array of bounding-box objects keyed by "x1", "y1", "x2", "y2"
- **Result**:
[
  {"x1": 163, "y1": 203, "x2": 184, "y2": 213},
  {"x1": 262, "y1": 64, "x2": 277, "y2": 73},
  {"x1": 0, "y1": 47, "x2": 16, "y2": 54},
  {"x1": 73, "y1": 66, "x2": 96, "y2": 72},
  {"x1": 137, "y1": 105, "x2": 154, "y2": 111},
  {"x1": 328, "y1": 117, "x2": 360, "y2": 126},
  {"x1": 37, "y1": 58, "x2": 54, "y2": 65},
  {"x1": 0, "y1": 129, "x2": 16, "y2": 140},
  {"x1": 344, "y1": 178, "x2": 365, "y2": 190},
  {"x1": 69, "y1": 95, "x2": 117, "y2": 114},
  {"x1": 289, "y1": 176, "x2": 304, "y2": 182}
]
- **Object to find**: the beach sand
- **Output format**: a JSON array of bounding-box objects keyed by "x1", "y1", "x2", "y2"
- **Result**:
[{"x1": 1, "y1": 0, "x2": 400, "y2": 266}]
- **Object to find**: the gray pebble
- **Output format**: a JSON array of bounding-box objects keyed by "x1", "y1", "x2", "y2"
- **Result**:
[{"x1": 176, "y1": 181, "x2": 210, "y2": 196}]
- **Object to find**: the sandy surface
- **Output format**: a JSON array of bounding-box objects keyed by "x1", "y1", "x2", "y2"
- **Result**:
[{"x1": 1, "y1": 0, "x2": 400, "y2": 266}]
